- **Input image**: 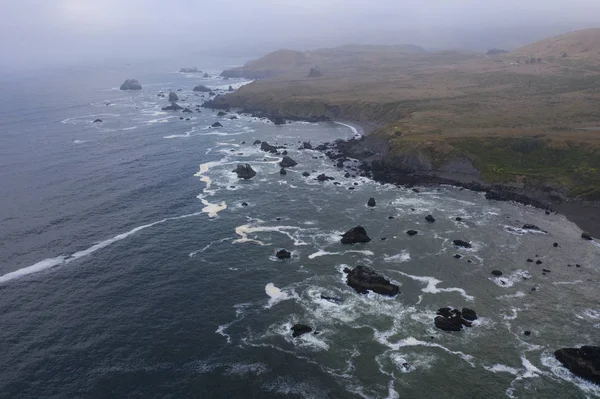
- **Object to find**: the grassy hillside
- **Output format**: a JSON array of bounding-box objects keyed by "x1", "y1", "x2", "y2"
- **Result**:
[{"x1": 212, "y1": 33, "x2": 600, "y2": 199}]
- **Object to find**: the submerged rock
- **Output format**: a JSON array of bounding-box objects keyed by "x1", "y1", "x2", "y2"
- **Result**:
[
  {"x1": 193, "y1": 85, "x2": 211, "y2": 92},
  {"x1": 276, "y1": 249, "x2": 292, "y2": 259},
  {"x1": 491, "y1": 270, "x2": 503, "y2": 276},
  {"x1": 120, "y1": 79, "x2": 142, "y2": 90},
  {"x1": 93, "y1": 118, "x2": 103, "y2": 123},
  {"x1": 271, "y1": 117, "x2": 286, "y2": 125},
  {"x1": 316, "y1": 174, "x2": 334, "y2": 182},
  {"x1": 217, "y1": 111, "x2": 228, "y2": 116},
  {"x1": 308, "y1": 67, "x2": 322, "y2": 77},
  {"x1": 232, "y1": 164, "x2": 256, "y2": 179},
  {"x1": 291, "y1": 324, "x2": 313, "y2": 337},
  {"x1": 161, "y1": 103, "x2": 183, "y2": 111},
  {"x1": 345, "y1": 265, "x2": 399, "y2": 296},
  {"x1": 555, "y1": 346, "x2": 600, "y2": 384},
  {"x1": 453, "y1": 239, "x2": 472, "y2": 248},
  {"x1": 182, "y1": 108, "x2": 193, "y2": 113},
  {"x1": 425, "y1": 215, "x2": 436, "y2": 223},
  {"x1": 279, "y1": 156, "x2": 298, "y2": 168},
  {"x1": 279, "y1": 168, "x2": 287, "y2": 175},
  {"x1": 523, "y1": 224, "x2": 547, "y2": 233},
  {"x1": 341, "y1": 226, "x2": 371, "y2": 244},
  {"x1": 302, "y1": 172, "x2": 310, "y2": 177},
  {"x1": 367, "y1": 198, "x2": 376, "y2": 207},
  {"x1": 211, "y1": 122, "x2": 223, "y2": 128}
]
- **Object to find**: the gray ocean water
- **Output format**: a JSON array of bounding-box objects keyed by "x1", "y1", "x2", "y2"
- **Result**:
[{"x1": 0, "y1": 59, "x2": 599, "y2": 399}]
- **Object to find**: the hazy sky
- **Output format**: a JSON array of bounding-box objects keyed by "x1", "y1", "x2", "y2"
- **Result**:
[{"x1": 1, "y1": 0, "x2": 599, "y2": 69}]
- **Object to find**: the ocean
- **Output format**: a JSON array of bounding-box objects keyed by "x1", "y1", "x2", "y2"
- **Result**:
[{"x1": 0, "y1": 59, "x2": 599, "y2": 399}]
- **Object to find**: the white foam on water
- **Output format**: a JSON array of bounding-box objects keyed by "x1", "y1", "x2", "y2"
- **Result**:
[
  {"x1": 308, "y1": 250, "x2": 374, "y2": 259},
  {"x1": 553, "y1": 280, "x2": 584, "y2": 286},
  {"x1": 504, "y1": 225, "x2": 548, "y2": 236},
  {"x1": 72, "y1": 140, "x2": 86, "y2": 144},
  {"x1": 375, "y1": 336, "x2": 475, "y2": 366},
  {"x1": 578, "y1": 308, "x2": 600, "y2": 320},
  {"x1": 215, "y1": 324, "x2": 232, "y2": 344},
  {"x1": 265, "y1": 283, "x2": 293, "y2": 308},
  {"x1": 194, "y1": 158, "x2": 227, "y2": 191},
  {"x1": 198, "y1": 196, "x2": 227, "y2": 218},
  {"x1": 484, "y1": 364, "x2": 521, "y2": 376},
  {"x1": 0, "y1": 211, "x2": 203, "y2": 284},
  {"x1": 541, "y1": 351, "x2": 600, "y2": 397},
  {"x1": 224, "y1": 362, "x2": 269, "y2": 376},
  {"x1": 497, "y1": 291, "x2": 526, "y2": 300},
  {"x1": 334, "y1": 121, "x2": 362, "y2": 138},
  {"x1": 383, "y1": 250, "x2": 411, "y2": 263},
  {"x1": 261, "y1": 376, "x2": 327, "y2": 399},
  {"x1": 121, "y1": 126, "x2": 138, "y2": 131},
  {"x1": 233, "y1": 221, "x2": 306, "y2": 246},
  {"x1": 164, "y1": 127, "x2": 196, "y2": 139},
  {"x1": 393, "y1": 270, "x2": 474, "y2": 301},
  {"x1": 189, "y1": 237, "x2": 232, "y2": 257},
  {"x1": 502, "y1": 307, "x2": 521, "y2": 320},
  {"x1": 490, "y1": 270, "x2": 531, "y2": 288}
]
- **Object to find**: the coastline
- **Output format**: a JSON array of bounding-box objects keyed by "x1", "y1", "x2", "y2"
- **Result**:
[
  {"x1": 202, "y1": 96, "x2": 600, "y2": 239},
  {"x1": 329, "y1": 120, "x2": 600, "y2": 238}
]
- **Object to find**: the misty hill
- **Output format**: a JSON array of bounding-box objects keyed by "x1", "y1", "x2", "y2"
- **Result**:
[
  {"x1": 221, "y1": 44, "x2": 426, "y2": 79},
  {"x1": 511, "y1": 28, "x2": 600, "y2": 68}
]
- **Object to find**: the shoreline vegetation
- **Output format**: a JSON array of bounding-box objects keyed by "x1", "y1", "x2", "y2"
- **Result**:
[{"x1": 202, "y1": 29, "x2": 600, "y2": 237}]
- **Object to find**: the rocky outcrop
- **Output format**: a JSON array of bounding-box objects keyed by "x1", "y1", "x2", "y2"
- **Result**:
[
  {"x1": 228, "y1": 85, "x2": 234, "y2": 92},
  {"x1": 211, "y1": 122, "x2": 223, "y2": 128},
  {"x1": 93, "y1": 119, "x2": 103, "y2": 123},
  {"x1": 182, "y1": 108, "x2": 193, "y2": 113},
  {"x1": 341, "y1": 226, "x2": 371, "y2": 244},
  {"x1": 425, "y1": 215, "x2": 436, "y2": 223},
  {"x1": 217, "y1": 111, "x2": 227, "y2": 116},
  {"x1": 279, "y1": 156, "x2": 298, "y2": 168},
  {"x1": 120, "y1": 79, "x2": 142, "y2": 90},
  {"x1": 434, "y1": 307, "x2": 477, "y2": 331},
  {"x1": 276, "y1": 249, "x2": 292, "y2": 259},
  {"x1": 344, "y1": 265, "x2": 399, "y2": 296},
  {"x1": 582, "y1": 232, "x2": 593, "y2": 240},
  {"x1": 232, "y1": 164, "x2": 256, "y2": 179},
  {"x1": 193, "y1": 85, "x2": 211, "y2": 92},
  {"x1": 453, "y1": 239, "x2": 472, "y2": 248},
  {"x1": 407, "y1": 230, "x2": 418, "y2": 236},
  {"x1": 271, "y1": 117, "x2": 286, "y2": 125},
  {"x1": 301, "y1": 142, "x2": 313, "y2": 150},
  {"x1": 491, "y1": 270, "x2": 503, "y2": 276},
  {"x1": 260, "y1": 142, "x2": 283, "y2": 154},
  {"x1": 168, "y1": 92, "x2": 179, "y2": 102},
  {"x1": 291, "y1": 324, "x2": 313, "y2": 337},
  {"x1": 162, "y1": 103, "x2": 183, "y2": 111},
  {"x1": 279, "y1": 168, "x2": 287, "y2": 175},
  {"x1": 554, "y1": 346, "x2": 600, "y2": 384}
]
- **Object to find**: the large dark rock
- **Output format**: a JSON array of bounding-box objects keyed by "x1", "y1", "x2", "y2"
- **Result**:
[
  {"x1": 425, "y1": 215, "x2": 436, "y2": 223},
  {"x1": 554, "y1": 346, "x2": 600, "y2": 384},
  {"x1": 168, "y1": 91, "x2": 179, "y2": 102},
  {"x1": 341, "y1": 226, "x2": 371, "y2": 244},
  {"x1": 162, "y1": 103, "x2": 183, "y2": 111},
  {"x1": 279, "y1": 156, "x2": 298, "y2": 168},
  {"x1": 301, "y1": 142, "x2": 313, "y2": 150},
  {"x1": 291, "y1": 324, "x2": 313, "y2": 337},
  {"x1": 582, "y1": 232, "x2": 593, "y2": 240},
  {"x1": 271, "y1": 117, "x2": 287, "y2": 125},
  {"x1": 120, "y1": 79, "x2": 142, "y2": 90},
  {"x1": 491, "y1": 270, "x2": 503, "y2": 276},
  {"x1": 407, "y1": 230, "x2": 418, "y2": 236},
  {"x1": 276, "y1": 249, "x2": 292, "y2": 259},
  {"x1": 232, "y1": 164, "x2": 256, "y2": 179},
  {"x1": 453, "y1": 239, "x2": 472, "y2": 248},
  {"x1": 260, "y1": 141, "x2": 283, "y2": 154},
  {"x1": 344, "y1": 265, "x2": 399, "y2": 296},
  {"x1": 193, "y1": 85, "x2": 211, "y2": 92},
  {"x1": 93, "y1": 118, "x2": 103, "y2": 123},
  {"x1": 434, "y1": 307, "x2": 475, "y2": 331},
  {"x1": 279, "y1": 168, "x2": 287, "y2": 175},
  {"x1": 316, "y1": 174, "x2": 334, "y2": 181},
  {"x1": 211, "y1": 122, "x2": 223, "y2": 128},
  {"x1": 308, "y1": 67, "x2": 323, "y2": 77},
  {"x1": 228, "y1": 85, "x2": 234, "y2": 92},
  {"x1": 367, "y1": 198, "x2": 376, "y2": 207},
  {"x1": 253, "y1": 140, "x2": 262, "y2": 145}
]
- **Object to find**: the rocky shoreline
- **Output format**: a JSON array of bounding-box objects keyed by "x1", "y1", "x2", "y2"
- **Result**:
[{"x1": 201, "y1": 99, "x2": 600, "y2": 238}]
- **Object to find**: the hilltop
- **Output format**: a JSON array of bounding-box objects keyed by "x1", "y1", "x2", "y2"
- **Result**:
[
  {"x1": 207, "y1": 31, "x2": 600, "y2": 210},
  {"x1": 511, "y1": 28, "x2": 600, "y2": 70}
]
